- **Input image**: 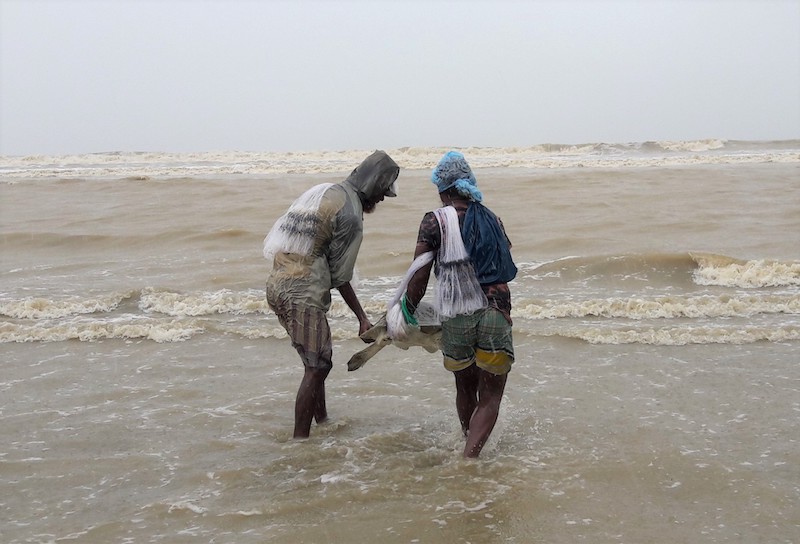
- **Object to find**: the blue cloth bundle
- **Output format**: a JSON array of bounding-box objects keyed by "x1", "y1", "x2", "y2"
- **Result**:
[{"x1": 462, "y1": 202, "x2": 517, "y2": 285}]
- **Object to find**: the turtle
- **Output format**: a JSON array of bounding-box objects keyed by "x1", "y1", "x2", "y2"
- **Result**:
[{"x1": 347, "y1": 301, "x2": 441, "y2": 371}]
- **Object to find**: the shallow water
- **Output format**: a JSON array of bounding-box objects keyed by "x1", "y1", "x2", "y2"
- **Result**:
[{"x1": 3, "y1": 337, "x2": 797, "y2": 543}]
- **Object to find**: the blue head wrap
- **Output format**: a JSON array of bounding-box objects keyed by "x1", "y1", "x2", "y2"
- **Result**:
[{"x1": 431, "y1": 151, "x2": 483, "y2": 202}]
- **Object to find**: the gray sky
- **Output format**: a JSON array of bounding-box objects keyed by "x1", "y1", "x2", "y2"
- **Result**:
[{"x1": 1, "y1": 0, "x2": 798, "y2": 156}]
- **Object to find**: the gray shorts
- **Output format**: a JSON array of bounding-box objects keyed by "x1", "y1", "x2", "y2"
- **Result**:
[{"x1": 267, "y1": 293, "x2": 333, "y2": 371}]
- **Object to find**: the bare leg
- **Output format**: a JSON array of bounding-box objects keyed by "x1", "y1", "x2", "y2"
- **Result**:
[
  {"x1": 454, "y1": 365, "x2": 479, "y2": 436},
  {"x1": 314, "y1": 373, "x2": 328, "y2": 424},
  {"x1": 463, "y1": 369, "x2": 507, "y2": 458},
  {"x1": 294, "y1": 367, "x2": 330, "y2": 438}
]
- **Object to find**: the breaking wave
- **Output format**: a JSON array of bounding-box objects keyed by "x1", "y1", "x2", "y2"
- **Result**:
[
  {"x1": 690, "y1": 253, "x2": 800, "y2": 288},
  {"x1": 523, "y1": 253, "x2": 800, "y2": 289},
  {"x1": 2, "y1": 140, "x2": 798, "y2": 179}
]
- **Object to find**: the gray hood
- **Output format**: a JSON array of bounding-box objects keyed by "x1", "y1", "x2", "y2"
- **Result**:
[{"x1": 342, "y1": 150, "x2": 400, "y2": 203}]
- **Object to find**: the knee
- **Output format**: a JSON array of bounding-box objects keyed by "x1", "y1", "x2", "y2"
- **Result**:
[
  {"x1": 483, "y1": 393, "x2": 503, "y2": 411},
  {"x1": 304, "y1": 366, "x2": 330, "y2": 383}
]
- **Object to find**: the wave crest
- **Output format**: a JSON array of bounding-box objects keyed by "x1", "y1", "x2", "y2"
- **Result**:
[
  {"x1": 139, "y1": 288, "x2": 269, "y2": 316},
  {"x1": 0, "y1": 318, "x2": 204, "y2": 343},
  {"x1": 514, "y1": 293, "x2": 800, "y2": 320},
  {"x1": 691, "y1": 253, "x2": 800, "y2": 288},
  {"x1": 0, "y1": 292, "x2": 132, "y2": 319},
  {"x1": 2, "y1": 140, "x2": 797, "y2": 178}
]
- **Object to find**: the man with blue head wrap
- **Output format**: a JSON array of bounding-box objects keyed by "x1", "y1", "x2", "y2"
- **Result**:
[
  {"x1": 431, "y1": 150, "x2": 483, "y2": 201},
  {"x1": 401, "y1": 151, "x2": 517, "y2": 458}
]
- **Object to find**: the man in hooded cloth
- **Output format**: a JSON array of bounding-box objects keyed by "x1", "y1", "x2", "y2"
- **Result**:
[
  {"x1": 263, "y1": 150, "x2": 400, "y2": 438},
  {"x1": 396, "y1": 151, "x2": 517, "y2": 458}
]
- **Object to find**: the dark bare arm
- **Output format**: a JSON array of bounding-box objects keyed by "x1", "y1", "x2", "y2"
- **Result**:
[{"x1": 337, "y1": 281, "x2": 373, "y2": 340}]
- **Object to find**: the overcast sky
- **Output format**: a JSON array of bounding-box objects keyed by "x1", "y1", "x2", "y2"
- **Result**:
[{"x1": 1, "y1": 0, "x2": 798, "y2": 156}]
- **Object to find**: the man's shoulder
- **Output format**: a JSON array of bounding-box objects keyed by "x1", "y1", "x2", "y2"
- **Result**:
[
  {"x1": 319, "y1": 184, "x2": 348, "y2": 214},
  {"x1": 418, "y1": 211, "x2": 440, "y2": 241}
]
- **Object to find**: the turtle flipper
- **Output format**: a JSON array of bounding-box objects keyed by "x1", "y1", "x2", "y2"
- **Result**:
[{"x1": 347, "y1": 334, "x2": 391, "y2": 371}]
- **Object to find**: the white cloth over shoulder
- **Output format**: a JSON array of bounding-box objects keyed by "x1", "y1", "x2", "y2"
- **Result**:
[
  {"x1": 432, "y1": 206, "x2": 487, "y2": 319},
  {"x1": 386, "y1": 205, "x2": 487, "y2": 341}
]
